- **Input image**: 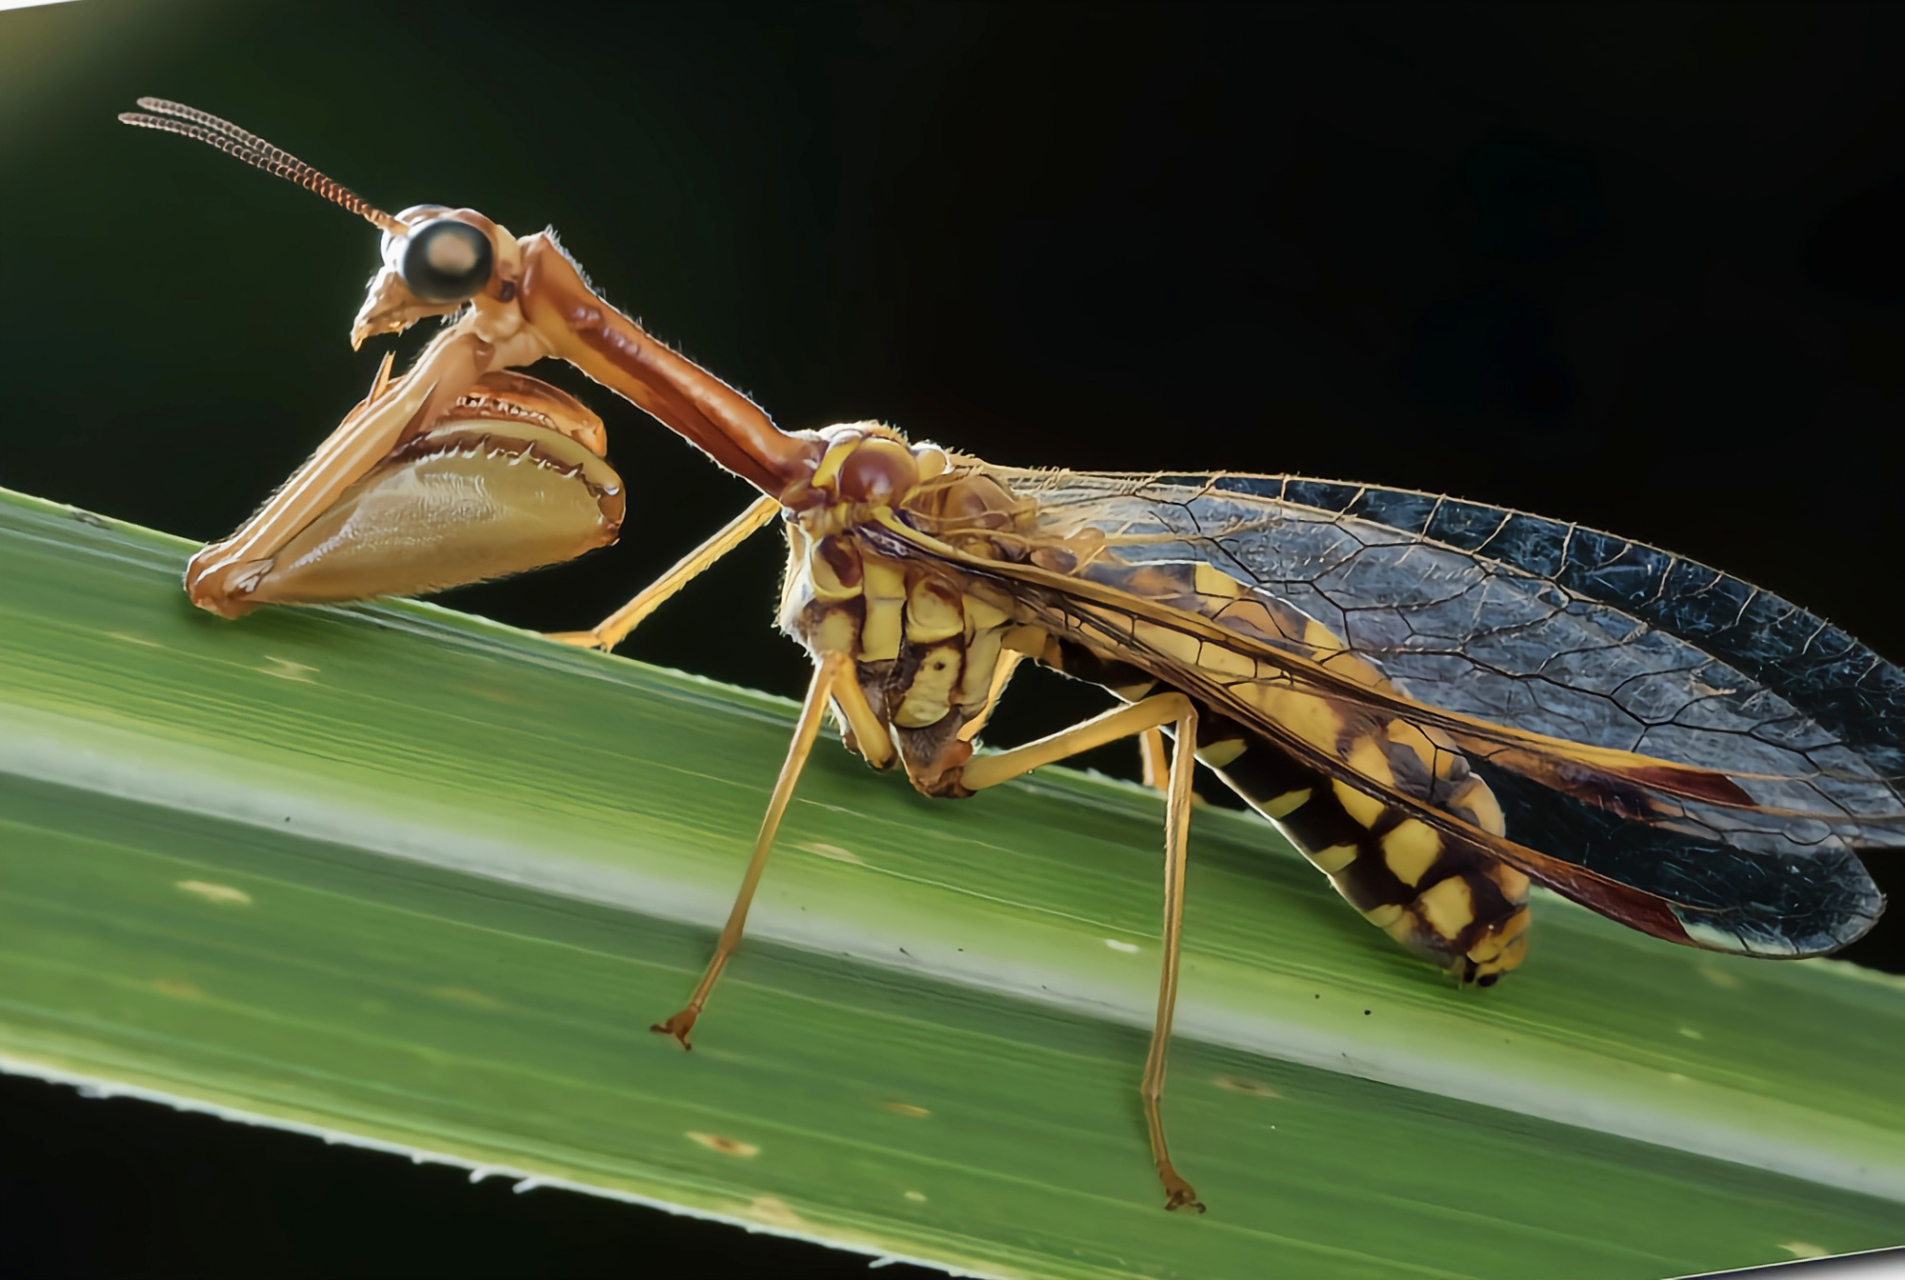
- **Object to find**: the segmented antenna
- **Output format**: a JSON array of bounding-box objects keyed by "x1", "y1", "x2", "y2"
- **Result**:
[{"x1": 119, "y1": 97, "x2": 407, "y2": 235}]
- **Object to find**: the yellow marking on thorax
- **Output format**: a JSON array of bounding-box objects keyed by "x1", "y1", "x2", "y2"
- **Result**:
[
  {"x1": 895, "y1": 644, "x2": 964, "y2": 728},
  {"x1": 965, "y1": 594, "x2": 1012, "y2": 631},
  {"x1": 809, "y1": 436, "x2": 856, "y2": 489},
  {"x1": 800, "y1": 529, "x2": 860, "y2": 603},
  {"x1": 860, "y1": 558, "x2": 907, "y2": 661},
  {"x1": 1002, "y1": 623, "x2": 1047, "y2": 656},
  {"x1": 905, "y1": 578, "x2": 965, "y2": 643},
  {"x1": 959, "y1": 623, "x2": 1007, "y2": 709},
  {"x1": 811, "y1": 608, "x2": 859, "y2": 656}
]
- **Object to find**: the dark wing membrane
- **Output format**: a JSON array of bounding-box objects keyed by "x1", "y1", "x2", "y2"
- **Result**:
[
  {"x1": 1468, "y1": 760, "x2": 1882, "y2": 955},
  {"x1": 868, "y1": 474, "x2": 1895, "y2": 956},
  {"x1": 871, "y1": 517, "x2": 1881, "y2": 954},
  {"x1": 982, "y1": 469, "x2": 1905, "y2": 855}
]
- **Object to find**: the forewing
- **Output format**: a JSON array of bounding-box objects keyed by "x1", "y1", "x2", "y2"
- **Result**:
[
  {"x1": 872, "y1": 473, "x2": 1897, "y2": 956},
  {"x1": 983, "y1": 469, "x2": 1905, "y2": 851}
]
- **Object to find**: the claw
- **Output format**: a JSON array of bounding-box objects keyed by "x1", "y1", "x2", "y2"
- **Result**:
[
  {"x1": 650, "y1": 1009, "x2": 699, "y2": 1049},
  {"x1": 1160, "y1": 1171, "x2": 1205, "y2": 1213}
]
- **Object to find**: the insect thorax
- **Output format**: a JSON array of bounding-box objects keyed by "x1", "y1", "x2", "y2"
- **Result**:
[{"x1": 776, "y1": 429, "x2": 1048, "y2": 796}]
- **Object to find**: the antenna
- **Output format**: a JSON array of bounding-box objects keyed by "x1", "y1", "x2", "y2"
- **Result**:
[{"x1": 119, "y1": 97, "x2": 407, "y2": 236}]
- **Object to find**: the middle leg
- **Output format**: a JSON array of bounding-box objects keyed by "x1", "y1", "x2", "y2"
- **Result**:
[
  {"x1": 1138, "y1": 726, "x2": 1170, "y2": 792},
  {"x1": 958, "y1": 693, "x2": 1207, "y2": 1211}
]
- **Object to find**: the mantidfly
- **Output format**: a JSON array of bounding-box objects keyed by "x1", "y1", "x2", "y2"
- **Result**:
[{"x1": 122, "y1": 98, "x2": 1901, "y2": 1212}]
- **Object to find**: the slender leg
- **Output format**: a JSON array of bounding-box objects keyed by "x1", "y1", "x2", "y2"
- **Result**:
[
  {"x1": 830, "y1": 661, "x2": 897, "y2": 769},
  {"x1": 958, "y1": 693, "x2": 1207, "y2": 1211},
  {"x1": 1144, "y1": 700, "x2": 1203, "y2": 1211},
  {"x1": 547, "y1": 495, "x2": 780, "y2": 651},
  {"x1": 652, "y1": 652, "x2": 844, "y2": 1048},
  {"x1": 1137, "y1": 726, "x2": 1169, "y2": 792},
  {"x1": 959, "y1": 694, "x2": 1191, "y2": 792}
]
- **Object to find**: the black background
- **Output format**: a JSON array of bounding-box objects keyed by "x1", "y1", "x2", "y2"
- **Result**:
[{"x1": 4, "y1": 1, "x2": 1905, "y2": 1275}]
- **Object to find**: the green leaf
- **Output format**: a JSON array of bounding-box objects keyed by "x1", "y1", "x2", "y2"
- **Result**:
[{"x1": 1, "y1": 485, "x2": 1901, "y2": 1279}]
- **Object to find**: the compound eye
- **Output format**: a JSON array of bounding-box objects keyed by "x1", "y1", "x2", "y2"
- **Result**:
[{"x1": 400, "y1": 219, "x2": 494, "y2": 302}]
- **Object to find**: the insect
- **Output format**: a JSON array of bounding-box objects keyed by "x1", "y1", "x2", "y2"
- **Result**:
[{"x1": 121, "y1": 98, "x2": 1899, "y2": 1213}]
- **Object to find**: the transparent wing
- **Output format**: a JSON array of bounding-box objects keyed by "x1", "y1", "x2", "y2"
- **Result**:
[
  {"x1": 978, "y1": 470, "x2": 1905, "y2": 846},
  {"x1": 872, "y1": 469, "x2": 1899, "y2": 955}
]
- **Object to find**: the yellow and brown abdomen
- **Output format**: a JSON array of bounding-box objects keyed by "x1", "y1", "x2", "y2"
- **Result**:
[
  {"x1": 1199, "y1": 704, "x2": 1530, "y2": 985},
  {"x1": 1042, "y1": 583, "x2": 1532, "y2": 986}
]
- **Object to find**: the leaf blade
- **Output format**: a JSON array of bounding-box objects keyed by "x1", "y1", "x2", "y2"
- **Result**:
[{"x1": 2, "y1": 486, "x2": 1902, "y2": 1278}]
